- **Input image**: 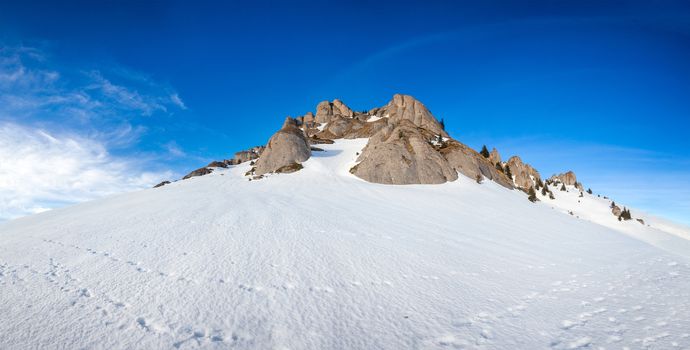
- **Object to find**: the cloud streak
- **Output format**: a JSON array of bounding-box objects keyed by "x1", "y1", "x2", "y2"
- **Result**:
[
  {"x1": 0, "y1": 44, "x2": 184, "y2": 222},
  {"x1": 0, "y1": 123, "x2": 173, "y2": 221}
]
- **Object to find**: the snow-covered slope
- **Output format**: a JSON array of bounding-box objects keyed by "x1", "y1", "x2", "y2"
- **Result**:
[
  {"x1": 1, "y1": 139, "x2": 689, "y2": 349},
  {"x1": 537, "y1": 181, "x2": 690, "y2": 257}
]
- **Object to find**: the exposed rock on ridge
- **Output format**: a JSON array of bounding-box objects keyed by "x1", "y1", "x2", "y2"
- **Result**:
[
  {"x1": 506, "y1": 156, "x2": 541, "y2": 190},
  {"x1": 350, "y1": 120, "x2": 457, "y2": 184},
  {"x1": 550, "y1": 171, "x2": 583, "y2": 190},
  {"x1": 253, "y1": 117, "x2": 311, "y2": 176},
  {"x1": 372, "y1": 94, "x2": 448, "y2": 137},
  {"x1": 441, "y1": 142, "x2": 513, "y2": 188},
  {"x1": 315, "y1": 99, "x2": 354, "y2": 124}
]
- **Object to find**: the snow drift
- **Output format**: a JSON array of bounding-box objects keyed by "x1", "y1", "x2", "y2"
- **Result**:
[{"x1": 1, "y1": 139, "x2": 689, "y2": 349}]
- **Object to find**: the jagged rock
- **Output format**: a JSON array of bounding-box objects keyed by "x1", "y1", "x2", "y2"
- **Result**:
[
  {"x1": 254, "y1": 117, "x2": 311, "y2": 176},
  {"x1": 301, "y1": 112, "x2": 315, "y2": 126},
  {"x1": 440, "y1": 141, "x2": 513, "y2": 189},
  {"x1": 344, "y1": 118, "x2": 388, "y2": 139},
  {"x1": 228, "y1": 146, "x2": 264, "y2": 165},
  {"x1": 207, "y1": 161, "x2": 228, "y2": 168},
  {"x1": 550, "y1": 171, "x2": 583, "y2": 190},
  {"x1": 308, "y1": 136, "x2": 335, "y2": 144},
  {"x1": 315, "y1": 99, "x2": 354, "y2": 124},
  {"x1": 612, "y1": 205, "x2": 622, "y2": 217},
  {"x1": 375, "y1": 94, "x2": 448, "y2": 137},
  {"x1": 316, "y1": 116, "x2": 388, "y2": 140},
  {"x1": 153, "y1": 181, "x2": 170, "y2": 188},
  {"x1": 637, "y1": 218, "x2": 645, "y2": 225},
  {"x1": 506, "y1": 156, "x2": 541, "y2": 190},
  {"x1": 183, "y1": 167, "x2": 213, "y2": 180},
  {"x1": 321, "y1": 115, "x2": 361, "y2": 138},
  {"x1": 489, "y1": 148, "x2": 501, "y2": 166},
  {"x1": 350, "y1": 120, "x2": 457, "y2": 185}
]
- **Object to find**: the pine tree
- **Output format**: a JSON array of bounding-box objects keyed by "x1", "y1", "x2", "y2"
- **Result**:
[
  {"x1": 610, "y1": 201, "x2": 616, "y2": 209},
  {"x1": 495, "y1": 162, "x2": 504, "y2": 173},
  {"x1": 560, "y1": 183, "x2": 566, "y2": 191},
  {"x1": 587, "y1": 188, "x2": 593, "y2": 194},
  {"x1": 528, "y1": 187, "x2": 538, "y2": 202},
  {"x1": 549, "y1": 192, "x2": 555, "y2": 200},
  {"x1": 579, "y1": 191, "x2": 584, "y2": 198},
  {"x1": 440, "y1": 118, "x2": 445, "y2": 130},
  {"x1": 505, "y1": 165, "x2": 513, "y2": 180},
  {"x1": 541, "y1": 183, "x2": 548, "y2": 196},
  {"x1": 480, "y1": 145, "x2": 490, "y2": 158}
]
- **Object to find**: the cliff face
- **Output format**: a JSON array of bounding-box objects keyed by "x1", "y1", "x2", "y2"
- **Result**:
[{"x1": 173, "y1": 94, "x2": 586, "y2": 193}]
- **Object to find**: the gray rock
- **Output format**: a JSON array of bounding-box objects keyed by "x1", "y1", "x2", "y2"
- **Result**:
[
  {"x1": 377, "y1": 94, "x2": 448, "y2": 137},
  {"x1": 440, "y1": 141, "x2": 513, "y2": 189},
  {"x1": 350, "y1": 120, "x2": 457, "y2": 185},
  {"x1": 153, "y1": 181, "x2": 170, "y2": 188},
  {"x1": 183, "y1": 167, "x2": 213, "y2": 180},
  {"x1": 254, "y1": 117, "x2": 311, "y2": 176},
  {"x1": 550, "y1": 171, "x2": 583, "y2": 190},
  {"x1": 489, "y1": 148, "x2": 501, "y2": 166},
  {"x1": 315, "y1": 99, "x2": 354, "y2": 124},
  {"x1": 228, "y1": 146, "x2": 264, "y2": 165},
  {"x1": 506, "y1": 156, "x2": 541, "y2": 190}
]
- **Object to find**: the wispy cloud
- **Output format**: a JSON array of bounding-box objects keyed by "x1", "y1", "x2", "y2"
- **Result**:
[
  {"x1": 0, "y1": 123, "x2": 173, "y2": 221},
  {"x1": 0, "y1": 44, "x2": 185, "y2": 222}
]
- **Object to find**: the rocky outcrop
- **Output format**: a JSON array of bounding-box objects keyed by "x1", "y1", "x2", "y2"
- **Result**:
[
  {"x1": 350, "y1": 120, "x2": 457, "y2": 185},
  {"x1": 373, "y1": 94, "x2": 448, "y2": 137},
  {"x1": 315, "y1": 99, "x2": 354, "y2": 124},
  {"x1": 550, "y1": 171, "x2": 583, "y2": 190},
  {"x1": 207, "y1": 161, "x2": 228, "y2": 168},
  {"x1": 489, "y1": 148, "x2": 501, "y2": 166},
  {"x1": 183, "y1": 167, "x2": 213, "y2": 180},
  {"x1": 611, "y1": 205, "x2": 622, "y2": 217},
  {"x1": 506, "y1": 156, "x2": 541, "y2": 190},
  {"x1": 254, "y1": 117, "x2": 311, "y2": 176},
  {"x1": 229, "y1": 146, "x2": 264, "y2": 165},
  {"x1": 440, "y1": 142, "x2": 513, "y2": 189},
  {"x1": 153, "y1": 181, "x2": 171, "y2": 188}
]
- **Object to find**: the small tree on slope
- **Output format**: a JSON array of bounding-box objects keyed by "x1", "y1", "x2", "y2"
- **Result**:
[
  {"x1": 480, "y1": 145, "x2": 490, "y2": 158},
  {"x1": 528, "y1": 187, "x2": 538, "y2": 202}
]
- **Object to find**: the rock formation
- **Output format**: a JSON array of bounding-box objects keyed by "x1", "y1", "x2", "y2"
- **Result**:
[
  {"x1": 172, "y1": 93, "x2": 581, "y2": 193},
  {"x1": 350, "y1": 120, "x2": 457, "y2": 185},
  {"x1": 229, "y1": 146, "x2": 264, "y2": 165},
  {"x1": 183, "y1": 167, "x2": 213, "y2": 180},
  {"x1": 372, "y1": 94, "x2": 448, "y2": 137},
  {"x1": 253, "y1": 117, "x2": 311, "y2": 176},
  {"x1": 506, "y1": 156, "x2": 541, "y2": 190},
  {"x1": 550, "y1": 171, "x2": 584, "y2": 190},
  {"x1": 315, "y1": 99, "x2": 354, "y2": 124},
  {"x1": 489, "y1": 148, "x2": 501, "y2": 166},
  {"x1": 440, "y1": 142, "x2": 513, "y2": 189},
  {"x1": 153, "y1": 181, "x2": 170, "y2": 188}
]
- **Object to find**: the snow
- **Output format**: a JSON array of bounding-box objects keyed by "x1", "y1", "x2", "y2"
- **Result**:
[
  {"x1": 366, "y1": 115, "x2": 382, "y2": 122},
  {"x1": 1, "y1": 139, "x2": 689, "y2": 349}
]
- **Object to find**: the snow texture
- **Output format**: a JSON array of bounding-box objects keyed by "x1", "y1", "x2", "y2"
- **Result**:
[{"x1": 1, "y1": 139, "x2": 689, "y2": 349}]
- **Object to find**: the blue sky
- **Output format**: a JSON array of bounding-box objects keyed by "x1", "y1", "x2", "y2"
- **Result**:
[{"x1": 0, "y1": 1, "x2": 688, "y2": 224}]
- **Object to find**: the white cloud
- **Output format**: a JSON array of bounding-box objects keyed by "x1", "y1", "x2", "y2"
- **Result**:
[
  {"x1": 170, "y1": 93, "x2": 187, "y2": 110},
  {"x1": 0, "y1": 44, "x2": 185, "y2": 222},
  {"x1": 0, "y1": 123, "x2": 172, "y2": 221}
]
